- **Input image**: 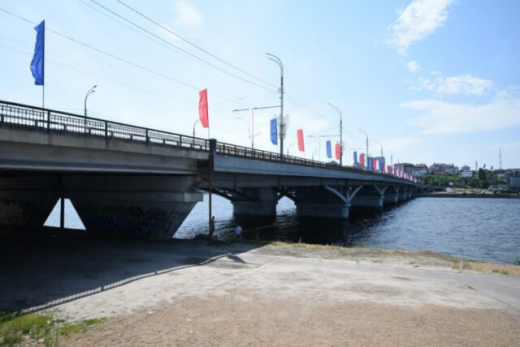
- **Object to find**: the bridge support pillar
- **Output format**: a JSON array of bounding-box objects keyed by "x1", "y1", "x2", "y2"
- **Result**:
[
  {"x1": 65, "y1": 175, "x2": 202, "y2": 239},
  {"x1": 293, "y1": 186, "x2": 350, "y2": 219},
  {"x1": 231, "y1": 188, "x2": 277, "y2": 216},
  {"x1": 398, "y1": 189, "x2": 408, "y2": 201},
  {"x1": 296, "y1": 202, "x2": 349, "y2": 218},
  {"x1": 0, "y1": 176, "x2": 59, "y2": 232},
  {"x1": 383, "y1": 186, "x2": 399, "y2": 205},
  {"x1": 383, "y1": 192, "x2": 399, "y2": 204},
  {"x1": 350, "y1": 185, "x2": 385, "y2": 209}
]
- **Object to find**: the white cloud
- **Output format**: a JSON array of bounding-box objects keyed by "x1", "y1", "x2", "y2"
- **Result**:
[
  {"x1": 407, "y1": 60, "x2": 420, "y2": 73},
  {"x1": 389, "y1": 0, "x2": 454, "y2": 53},
  {"x1": 174, "y1": 0, "x2": 203, "y2": 30},
  {"x1": 401, "y1": 93, "x2": 520, "y2": 134},
  {"x1": 415, "y1": 74, "x2": 493, "y2": 95}
]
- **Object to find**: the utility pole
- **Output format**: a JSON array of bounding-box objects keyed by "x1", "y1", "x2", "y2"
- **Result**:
[
  {"x1": 308, "y1": 134, "x2": 340, "y2": 162},
  {"x1": 328, "y1": 103, "x2": 343, "y2": 166},
  {"x1": 358, "y1": 129, "x2": 369, "y2": 170},
  {"x1": 266, "y1": 53, "x2": 284, "y2": 158},
  {"x1": 499, "y1": 147, "x2": 502, "y2": 170},
  {"x1": 233, "y1": 105, "x2": 279, "y2": 149}
]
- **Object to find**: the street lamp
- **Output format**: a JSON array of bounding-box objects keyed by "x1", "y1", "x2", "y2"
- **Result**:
[
  {"x1": 358, "y1": 129, "x2": 369, "y2": 170},
  {"x1": 328, "y1": 103, "x2": 343, "y2": 166},
  {"x1": 193, "y1": 118, "x2": 200, "y2": 138},
  {"x1": 374, "y1": 140, "x2": 384, "y2": 158},
  {"x1": 287, "y1": 143, "x2": 295, "y2": 156},
  {"x1": 266, "y1": 53, "x2": 284, "y2": 159},
  {"x1": 84, "y1": 85, "x2": 97, "y2": 118}
]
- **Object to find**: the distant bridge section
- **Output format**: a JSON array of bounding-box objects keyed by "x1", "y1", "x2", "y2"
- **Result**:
[{"x1": 0, "y1": 100, "x2": 417, "y2": 239}]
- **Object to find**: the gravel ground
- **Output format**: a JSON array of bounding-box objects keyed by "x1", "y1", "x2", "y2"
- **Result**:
[{"x1": 1, "y1": 237, "x2": 519, "y2": 346}]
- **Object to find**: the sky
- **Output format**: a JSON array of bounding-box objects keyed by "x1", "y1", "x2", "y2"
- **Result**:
[{"x1": 0, "y1": 0, "x2": 519, "y2": 169}]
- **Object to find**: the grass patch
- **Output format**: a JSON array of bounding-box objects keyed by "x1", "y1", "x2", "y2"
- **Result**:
[{"x1": 0, "y1": 312, "x2": 106, "y2": 346}]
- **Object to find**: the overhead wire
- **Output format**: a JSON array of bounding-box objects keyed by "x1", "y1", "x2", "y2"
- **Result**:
[
  {"x1": 0, "y1": 40, "x2": 191, "y2": 105},
  {"x1": 115, "y1": 0, "x2": 277, "y2": 89},
  {"x1": 87, "y1": 0, "x2": 277, "y2": 93},
  {"x1": 0, "y1": 7, "x2": 251, "y2": 107},
  {"x1": 285, "y1": 94, "x2": 336, "y2": 127}
]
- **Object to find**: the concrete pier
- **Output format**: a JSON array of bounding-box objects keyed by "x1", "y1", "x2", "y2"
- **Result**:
[
  {"x1": 296, "y1": 202, "x2": 349, "y2": 218},
  {"x1": 65, "y1": 175, "x2": 202, "y2": 239}
]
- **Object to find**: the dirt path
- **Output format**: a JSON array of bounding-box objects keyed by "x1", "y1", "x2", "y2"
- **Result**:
[{"x1": 65, "y1": 296, "x2": 519, "y2": 347}]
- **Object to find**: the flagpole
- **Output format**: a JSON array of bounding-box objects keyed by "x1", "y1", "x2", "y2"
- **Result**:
[{"x1": 42, "y1": 20, "x2": 45, "y2": 108}]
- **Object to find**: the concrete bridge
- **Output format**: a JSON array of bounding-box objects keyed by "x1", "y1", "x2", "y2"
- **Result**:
[{"x1": 0, "y1": 100, "x2": 417, "y2": 239}]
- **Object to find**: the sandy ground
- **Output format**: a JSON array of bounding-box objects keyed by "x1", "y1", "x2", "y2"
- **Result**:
[{"x1": 1, "y1": 236, "x2": 519, "y2": 346}]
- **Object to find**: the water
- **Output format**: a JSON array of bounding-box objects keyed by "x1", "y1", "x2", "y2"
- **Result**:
[{"x1": 45, "y1": 196, "x2": 520, "y2": 264}]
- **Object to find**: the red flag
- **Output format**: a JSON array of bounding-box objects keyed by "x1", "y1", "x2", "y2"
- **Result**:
[
  {"x1": 360, "y1": 154, "x2": 365, "y2": 167},
  {"x1": 372, "y1": 158, "x2": 376, "y2": 171},
  {"x1": 198, "y1": 89, "x2": 209, "y2": 128},
  {"x1": 297, "y1": 129, "x2": 304, "y2": 152},
  {"x1": 335, "y1": 142, "x2": 341, "y2": 160}
]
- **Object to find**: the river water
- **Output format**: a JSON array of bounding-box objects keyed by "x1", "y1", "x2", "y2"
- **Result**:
[{"x1": 45, "y1": 196, "x2": 520, "y2": 265}]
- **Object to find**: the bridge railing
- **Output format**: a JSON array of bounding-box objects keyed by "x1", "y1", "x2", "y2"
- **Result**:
[
  {"x1": 0, "y1": 100, "x2": 415, "y2": 183},
  {"x1": 0, "y1": 100, "x2": 211, "y2": 152}
]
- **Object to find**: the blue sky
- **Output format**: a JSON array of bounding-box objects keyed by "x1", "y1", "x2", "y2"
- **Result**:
[{"x1": 1, "y1": 0, "x2": 519, "y2": 168}]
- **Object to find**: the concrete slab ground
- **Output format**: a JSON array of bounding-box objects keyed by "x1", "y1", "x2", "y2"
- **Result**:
[{"x1": 1, "y1": 234, "x2": 519, "y2": 346}]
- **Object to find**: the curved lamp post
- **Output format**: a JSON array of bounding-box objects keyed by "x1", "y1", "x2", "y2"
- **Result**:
[
  {"x1": 193, "y1": 118, "x2": 200, "y2": 138},
  {"x1": 286, "y1": 143, "x2": 295, "y2": 156},
  {"x1": 84, "y1": 85, "x2": 97, "y2": 118}
]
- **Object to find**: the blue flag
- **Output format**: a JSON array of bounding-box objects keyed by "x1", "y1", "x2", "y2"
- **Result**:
[
  {"x1": 270, "y1": 118, "x2": 277, "y2": 145},
  {"x1": 326, "y1": 140, "x2": 332, "y2": 158},
  {"x1": 353, "y1": 151, "x2": 358, "y2": 165},
  {"x1": 30, "y1": 20, "x2": 45, "y2": 86},
  {"x1": 368, "y1": 157, "x2": 372, "y2": 170}
]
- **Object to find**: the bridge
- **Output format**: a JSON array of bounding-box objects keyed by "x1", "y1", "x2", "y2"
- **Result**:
[{"x1": 0, "y1": 100, "x2": 417, "y2": 239}]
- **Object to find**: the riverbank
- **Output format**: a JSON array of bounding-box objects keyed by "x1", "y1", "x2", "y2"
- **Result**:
[
  {"x1": 418, "y1": 192, "x2": 520, "y2": 198},
  {"x1": 2, "y1": 238, "x2": 518, "y2": 346}
]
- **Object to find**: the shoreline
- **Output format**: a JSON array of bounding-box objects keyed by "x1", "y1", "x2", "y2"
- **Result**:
[{"x1": 417, "y1": 193, "x2": 520, "y2": 199}]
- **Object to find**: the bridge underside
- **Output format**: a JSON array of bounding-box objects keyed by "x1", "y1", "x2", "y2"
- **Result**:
[
  {"x1": 0, "y1": 173, "x2": 202, "y2": 239},
  {"x1": 0, "y1": 101, "x2": 417, "y2": 240}
]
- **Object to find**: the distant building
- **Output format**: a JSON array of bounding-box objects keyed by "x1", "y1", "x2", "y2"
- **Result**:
[
  {"x1": 509, "y1": 171, "x2": 520, "y2": 188},
  {"x1": 414, "y1": 163, "x2": 429, "y2": 176},
  {"x1": 459, "y1": 165, "x2": 473, "y2": 178},
  {"x1": 429, "y1": 163, "x2": 459, "y2": 175},
  {"x1": 393, "y1": 163, "x2": 428, "y2": 177}
]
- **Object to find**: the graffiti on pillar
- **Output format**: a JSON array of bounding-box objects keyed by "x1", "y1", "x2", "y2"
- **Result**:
[
  {"x1": 77, "y1": 204, "x2": 189, "y2": 238},
  {"x1": 0, "y1": 199, "x2": 42, "y2": 228}
]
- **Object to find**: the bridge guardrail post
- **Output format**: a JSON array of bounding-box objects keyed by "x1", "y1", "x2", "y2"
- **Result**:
[
  {"x1": 104, "y1": 121, "x2": 108, "y2": 138},
  {"x1": 46, "y1": 110, "x2": 50, "y2": 133},
  {"x1": 146, "y1": 129, "x2": 149, "y2": 145}
]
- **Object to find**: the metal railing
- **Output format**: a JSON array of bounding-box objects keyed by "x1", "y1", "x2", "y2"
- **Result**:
[{"x1": 0, "y1": 100, "x2": 414, "y2": 183}]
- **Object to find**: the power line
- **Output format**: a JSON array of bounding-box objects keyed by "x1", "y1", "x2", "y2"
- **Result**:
[
  {"x1": 285, "y1": 94, "x2": 336, "y2": 126},
  {"x1": 116, "y1": 0, "x2": 277, "y2": 89},
  {"x1": 78, "y1": 0, "x2": 174, "y2": 52},
  {"x1": 87, "y1": 0, "x2": 276, "y2": 93},
  {"x1": 0, "y1": 7, "x2": 249, "y2": 106},
  {"x1": 0, "y1": 41, "x2": 192, "y2": 105}
]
